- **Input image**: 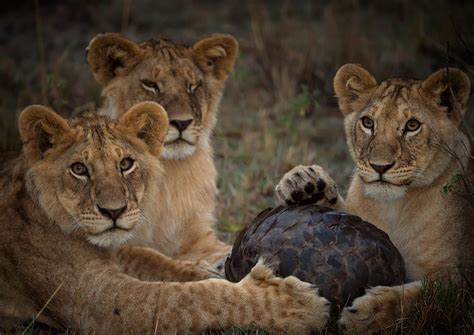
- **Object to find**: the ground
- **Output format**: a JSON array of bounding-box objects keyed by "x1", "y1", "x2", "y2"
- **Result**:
[{"x1": 0, "y1": 0, "x2": 473, "y2": 333}]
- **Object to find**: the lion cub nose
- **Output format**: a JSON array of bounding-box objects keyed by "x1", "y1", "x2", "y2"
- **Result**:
[
  {"x1": 170, "y1": 119, "x2": 193, "y2": 132},
  {"x1": 98, "y1": 205, "x2": 127, "y2": 221},
  {"x1": 370, "y1": 162, "x2": 395, "y2": 175}
]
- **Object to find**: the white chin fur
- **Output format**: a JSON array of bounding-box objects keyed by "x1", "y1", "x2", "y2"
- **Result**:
[
  {"x1": 363, "y1": 182, "x2": 406, "y2": 202},
  {"x1": 87, "y1": 230, "x2": 134, "y2": 248},
  {"x1": 160, "y1": 142, "x2": 197, "y2": 160}
]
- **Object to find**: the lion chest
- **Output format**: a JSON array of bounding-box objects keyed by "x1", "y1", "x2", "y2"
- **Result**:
[
  {"x1": 348, "y1": 188, "x2": 459, "y2": 281},
  {"x1": 150, "y1": 156, "x2": 217, "y2": 257}
]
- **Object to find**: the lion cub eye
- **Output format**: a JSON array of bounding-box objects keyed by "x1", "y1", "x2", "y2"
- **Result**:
[
  {"x1": 361, "y1": 116, "x2": 375, "y2": 130},
  {"x1": 404, "y1": 119, "x2": 421, "y2": 132},
  {"x1": 71, "y1": 162, "x2": 89, "y2": 178},
  {"x1": 120, "y1": 158, "x2": 135, "y2": 174},
  {"x1": 140, "y1": 79, "x2": 160, "y2": 94}
]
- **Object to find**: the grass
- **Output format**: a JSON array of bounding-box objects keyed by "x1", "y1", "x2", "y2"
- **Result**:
[
  {"x1": 214, "y1": 91, "x2": 351, "y2": 238},
  {"x1": 385, "y1": 269, "x2": 474, "y2": 335},
  {"x1": 1, "y1": 0, "x2": 474, "y2": 334}
]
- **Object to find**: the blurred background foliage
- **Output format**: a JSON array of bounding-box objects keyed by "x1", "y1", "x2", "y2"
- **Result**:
[
  {"x1": 1, "y1": 1, "x2": 473, "y2": 334},
  {"x1": 0, "y1": 0, "x2": 473, "y2": 232}
]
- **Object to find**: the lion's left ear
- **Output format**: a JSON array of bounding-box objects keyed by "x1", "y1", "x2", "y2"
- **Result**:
[
  {"x1": 117, "y1": 102, "x2": 169, "y2": 156},
  {"x1": 421, "y1": 68, "x2": 471, "y2": 122},
  {"x1": 19, "y1": 105, "x2": 71, "y2": 161},
  {"x1": 193, "y1": 34, "x2": 238, "y2": 81},
  {"x1": 334, "y1": 64, "x2": 378, "y2": 116},
  {"x1": 87, "y1": 33, "x2": 145, "y2": 86}
]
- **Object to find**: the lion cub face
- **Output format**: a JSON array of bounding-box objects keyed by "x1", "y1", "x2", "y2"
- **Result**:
[
  {"x1": 334, "y1": 64, "x2": 470, "y2": 201},
  {"x1": 19, "y1": 102, "x2": 169, "y2": 247},
  {"x1": 87, "y1": 33, "x2": 238, "y2": 160}
]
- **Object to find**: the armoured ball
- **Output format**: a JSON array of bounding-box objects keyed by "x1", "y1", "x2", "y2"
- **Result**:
[{"x1": 225, "y1": 205, "x2": 405, "y2": 315}]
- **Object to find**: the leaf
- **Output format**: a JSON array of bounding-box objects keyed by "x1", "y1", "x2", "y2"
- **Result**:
[{"x1": 220, "y1": 223, "x2": 245, "y2": 233}]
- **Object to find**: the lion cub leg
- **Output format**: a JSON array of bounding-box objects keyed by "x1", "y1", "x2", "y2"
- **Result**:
[
  {"x1": 115, "y1": 246, "x2": 221, "y2": 282},
  {"x1": 276, "y1": 165, "x2": 346, "y2": 210},
  {"x1": 338, "y1": 281, "x2": 422, "y2": 334},
  {"x1": 151, "y1": 261, "x2": 330, "y2": 333},
  {"x1": 79, "y1": 261, "x2": 330, "y2": 333}
]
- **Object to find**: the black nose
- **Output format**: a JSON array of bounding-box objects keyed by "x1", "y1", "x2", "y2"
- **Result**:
[
  {"x1": 370, "y1": 162, "x2": 395, "y2": 175},
  {"x1": 170, "y1": 119, "x2": 193, "y2": 132},
  {"x1": 97, "y1": 205, "x2": 127, "y2": 221}
]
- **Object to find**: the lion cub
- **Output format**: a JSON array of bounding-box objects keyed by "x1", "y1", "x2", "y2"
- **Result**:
[
  {"x1": 0, "y1": 102, "x2": 329, "y2": 333},
  {"x1": 86, "y1": 33, "x2": 238, "y2": 274},
  {"x1": 276, "y1": 65, "x2": 473, "y2": 333}
]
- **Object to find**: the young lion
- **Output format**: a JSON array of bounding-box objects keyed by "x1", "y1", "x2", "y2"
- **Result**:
[
  {"x1": 0, "y1": 102, "x2": 330, "y2": 333},
  {"x1": 275, "y1": 65, "x2": 473, "y2": 333},
  {"x1": 86, "y1": 33, "x2": 237, "y2": 273}
]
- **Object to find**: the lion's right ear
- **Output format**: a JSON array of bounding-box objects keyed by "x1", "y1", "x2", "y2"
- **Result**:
[
  {"x1": 334, "y1": 64, "x2": 378, "y2": 116},
  {"x1": 117, "y1": 102, "x2": 169, "y2": 156},
  {"x1": 86, "y1": 33, "x2": 144, "y2": 85},
  {"x1": 193, "y1": 34, "x2": 238, "y2": 81},
  {"x1": 421, "y1": 68, "x2": 471, "y2": 123},
  {"x1": 19, "y1": 105, "x2": 70, "y2": 159}
]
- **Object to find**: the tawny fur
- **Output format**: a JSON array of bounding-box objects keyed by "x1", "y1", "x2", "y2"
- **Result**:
[
  {"x1": 86, "y1": 33, "x2": 238, "y2": 275},
  {"x1": 276, "y1": 65, "x2": 473, "y2": 333},
  {"x1": 0, "y1": 103, "x2": 330, "y2": 333}
]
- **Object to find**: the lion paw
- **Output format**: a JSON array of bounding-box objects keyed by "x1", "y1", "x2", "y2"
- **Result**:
[
  {"x1": 338, "y1": 286, "x2": 402, "y2": 334},
  {"x1": 276, "y1": 165, "x2": 342, "y2": 210},
  {"x1": 242, "y1": 260, "x2": 330, "y2": 333}
]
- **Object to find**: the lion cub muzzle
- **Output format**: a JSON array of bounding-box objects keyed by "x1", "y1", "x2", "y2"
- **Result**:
[
  {"x1": 94, "y1": 180, "x2": 129, "y2": 218},
  {"x1": 170, "y1": 118, "x2": 193, "y2": 133},
  {"x1": 97, "y1": 205, "x2": 127, "y2": 223},
  {"x1": 369, "y1": 162, "x2": 395, "y2": 176}
]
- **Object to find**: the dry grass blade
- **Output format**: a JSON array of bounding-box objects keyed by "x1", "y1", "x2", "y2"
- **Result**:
[{"x1": 21, "y1": 282, "x2": 64, "y2": 335}]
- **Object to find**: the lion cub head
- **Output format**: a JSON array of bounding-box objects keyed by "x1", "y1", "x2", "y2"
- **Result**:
[
  {"x1": 334, "y1": 64, "x2": 471, "y2": 201},
  {"x1": 86, "y1": 33, "x2": 238, "y2": 160},
  {"x1": 19, "y1": 102, "x2": 168, "y2": 247}
]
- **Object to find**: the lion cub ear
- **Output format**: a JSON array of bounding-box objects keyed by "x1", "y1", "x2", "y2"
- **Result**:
[
  {"x1": 421, "y1": 68, "x2": 471, "y2": 123},
  {"x1": 193, "y1": 34, "x2": 238, "y2": 81},
  {"x1": 87, "y1": 33, "x2": 144, "y2": 85},
  {"x1": 334, "y1": 64, "x2": 378, "y2": 116},
  {"x1": 118, "y1": 102, "x2": 169, "y2": 156},
  {"x1": 19, "y1": 105, "x2": 71, "y2": 160}
]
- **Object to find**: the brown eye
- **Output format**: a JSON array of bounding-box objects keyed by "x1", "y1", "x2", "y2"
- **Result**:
[
  {"x1": 207, "y1": 59, "x2": 214, "y2": 67},
  {"x1": 405, "y1": 119, "x2": 421, "y2": 132},
  {"x1": 71, "y1": 162, "x2": 89, "y2": 177},
  {"x1": 361, "y1": 116, "x2": 374, "y2": 129},
  {"x1": 140, "y1": 79, "x2": 160, "y2": 94},
  {"x1": 120, "y1": 158, "x2": 135, "y2": 173}
]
